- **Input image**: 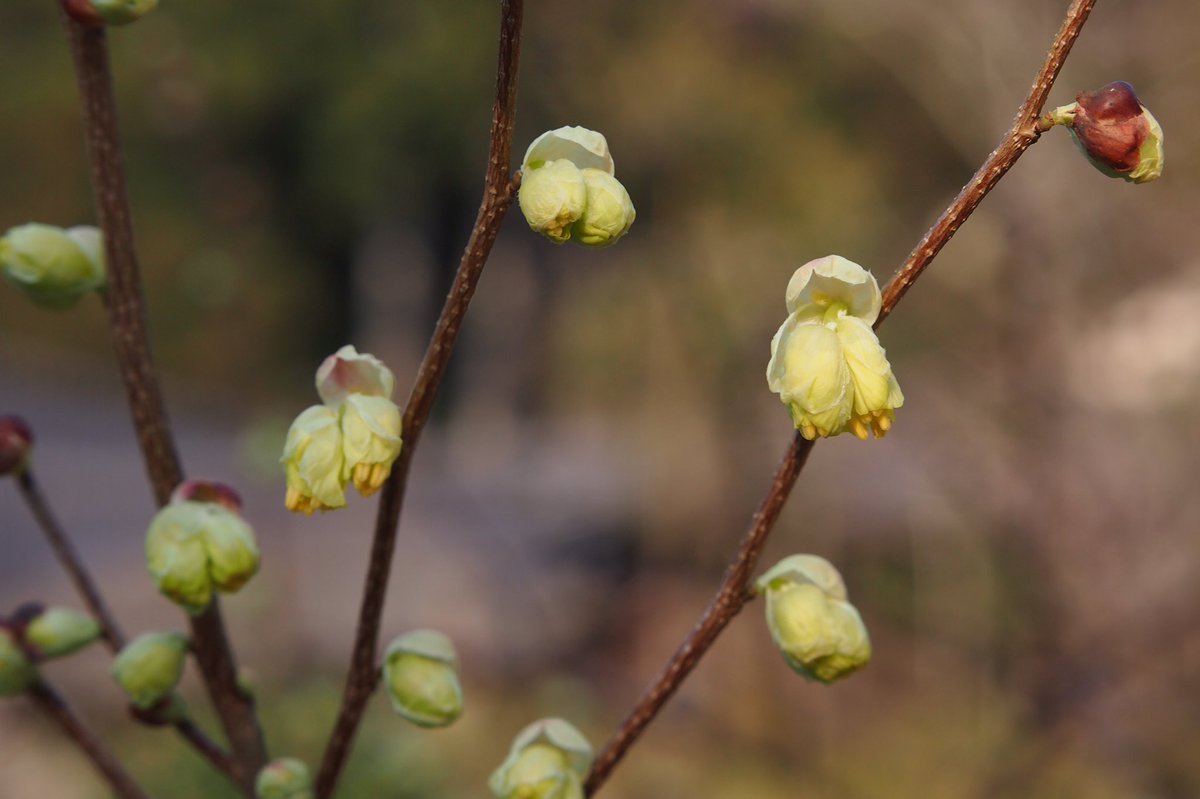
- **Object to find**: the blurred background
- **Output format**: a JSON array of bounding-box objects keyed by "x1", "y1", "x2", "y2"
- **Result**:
[{"x1": 2, "y1": 0, "x2": 1199, "y2": 796}]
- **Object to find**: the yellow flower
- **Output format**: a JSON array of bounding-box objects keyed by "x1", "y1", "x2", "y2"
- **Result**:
[
  {"x1": 282, "y1": 405, "x2": 346, "y2": 514},
  {"x1": 767, "y1": 256, "x2": 903, "y2": 440},
  {"x1": 282, "y1": 346, "x2": 404, "y2": 513}
]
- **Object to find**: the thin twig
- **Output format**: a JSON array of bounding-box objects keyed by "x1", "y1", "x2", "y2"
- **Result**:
[
  {"x1": 15, "y1": 468, "x2": 244, "y2": 789},
  {"x1": 28, "y1": 680, "x2": 151, "y2": 799},
  {"x1": 584, "y1": 0, "x2": 1098, "y2": 792},
  {"x1": 61, "y1": 14, "x2": 267, "y2": 787},
  {"x1": 314, "y1": 1, "x2": 525, "y2": 795},
  {"x1": 61, "y1": 14, "x2": 181, "y2": 507},
  {"x1": 16, "y1": 468, "x2": 125, "y2": 648}
]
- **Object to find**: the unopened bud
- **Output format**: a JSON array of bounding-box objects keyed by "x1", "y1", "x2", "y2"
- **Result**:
[
  {"x1": 0, "y1": 416, "x2": 34, "y2": 477},
  {"x1": 489, "y1": 718, "x2": 593, "y2": 799},
  {"x1": 256, "y1": 758, "x2": 314, "y2": 799},
  {"x1": 145, "y1": 484, "x2": 261, "y2": 614},
  {"x1": 518, "y1": 126, "x2": 635, "y2": 247},
  {"x1": 755, "y1": 555, "x2": 871, "y2": 683},
  {"x1": 383, "y1": 630, "x2": 464, "y2": 728},
  {"x1": 0, "y1": 627, "x2": 37, "y2": 697},
  {"x1": 24, "y1": 607, "x2": 100, "y2": 660},
  {"x1": 1056, "y1": 81, "x2": 1164, "y2": 184},
  {"x1": 111, "y1": 631, "x2": 188, "y2": 710},
  {"x1": 0, "y1": 224, "x2": 105, "y2": 309},
  {"x1": 572, "y1": 169, "x2": 636, "y2": 247}
]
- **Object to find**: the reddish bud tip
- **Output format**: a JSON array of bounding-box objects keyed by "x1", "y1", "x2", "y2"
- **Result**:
[
  {"x1": 1072, "y1": 81, "x2": 1150, "y2": 174},
  {"x1": 170, "y1": 479, "x2": 244, "y2": 513},
  {"x1": 61, "y1": 0, "x2": 105, "y2": 25},
  {"x1": 0, "y1": 416, "x2": 34, "y2": 477}
]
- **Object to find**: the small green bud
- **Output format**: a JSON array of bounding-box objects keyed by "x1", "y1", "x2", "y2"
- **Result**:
[
  {"x1": 0, "y1": 416, "x2": 34, "y2": 477},
  {"x1": 0, "y1": 627, "x2": 37, "y2": 697},
  {"x1": 489, "y1": 718, "x2": 593, "y2": 799},
  {"x1": 572, "y1": 169, "x2": 636, "y2": 247},
  {"x1": 111, "y1": 631, "x2": 188, "y2": 710},
  {"x1": 755, "y1": 555, "x2": 871, "y2": 683},
  {"x1": 255, "y1": 758, "x2": 314, "y2": 799},
  {"x1": 383, "y1": 630, "x2": 464, "y2": 728},
  {"x1": 0, "y1": 224, "x2": 104, "y2": 309},
  {"x1": 145, "y1": 485, "x2": 261, "y2": 614},
  {"x1": 24, "y1": 608, "x2": 100, "y2": 659}
]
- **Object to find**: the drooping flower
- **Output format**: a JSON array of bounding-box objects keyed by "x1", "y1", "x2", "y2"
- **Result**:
[
  {"x1": 755, "y1": 555, "x2": 871, "y2": 683},
  {"x1": 767, "y1": 256, "x2": 903, "y2": 440},
  {"x1": 282, "y1": 346, "x2": 402, "y2": 513}
]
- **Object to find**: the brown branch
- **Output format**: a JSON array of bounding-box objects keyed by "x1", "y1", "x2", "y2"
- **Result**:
[
  {"x1": 14, "y1": 468, "x2": 245, "y2": 790},
  {"x1": 313, "y1": 3, "x2": 525, "y2": 796},
  {"x1": 16, "y1": 468, "x2": 125, "y2": 648},
  {"x1": 876, "y1": 0, "x2": 1097, "y2": 324},
  {"x1": 61, "y1": 14, "x2": 181, "y2": 507},
  {"x1": 584, "y1": 0, "x2": 1098, "y2": 792},
  {"x1": 585, "y1": 435, "x2": 814, "y2": 792},
  {"x1": 61, "y1": 15, "x2": 267, "y2": 788},
  {"x1": 28, "y1": 680, "x2": 152, "y2": 799}
]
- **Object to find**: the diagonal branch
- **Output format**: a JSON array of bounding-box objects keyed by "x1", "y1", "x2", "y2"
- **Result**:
[
  {"x1": 61, "y1": 14, "x2": 266, "y2": 787},
  {"x1": 584, "y1": 0, "x2": 1098, "y2": 792},
  {"x1": 14, "y1": 466, "x2": 244, "y2": 789},
  {"x1": 28, "y1": 680, "x2": 151, "y2": 799},
  {"x1": 314, "y1": 1, "x2": 526, "y2": 796}
]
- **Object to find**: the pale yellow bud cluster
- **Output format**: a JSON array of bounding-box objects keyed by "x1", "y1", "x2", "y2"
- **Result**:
[
  {"x1": 755, "y1": 555, "x2": 871, "y2": 683},
  {"x1": 281, "y1": 346, "x2": 403, "y2": 514},
  {"x1": 766, "y1": 255, "x2": 903, "y2": 440},
  {"x1": 518, "y1": 127, "x2": 635, "y2": 248}
]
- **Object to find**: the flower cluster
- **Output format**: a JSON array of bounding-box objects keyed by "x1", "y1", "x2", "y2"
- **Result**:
[
  {"x1": 145, "y1": 481, "x2": 261, "y2": 615},
  {"x1": 281, "y1": 346, "x2": 403, "y2": 514},
  {"x1": 518, "y1": 127, "x2": 636, "y2": 248},
  {"x1": 755, "y1": 555, "x2": 871, "y2": 683},
  {"x1": 766, "y1": 255, "x2": 903, "y2": 440}
]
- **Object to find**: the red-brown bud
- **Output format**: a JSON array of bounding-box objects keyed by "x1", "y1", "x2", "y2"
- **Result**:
[
  {"x1": 0, "y1": 416, "x2": 33, "y2": 477},
  {"x1": 61, "y1": 0, "x2": 105, "y2": 26},
  {"x1": 1071, "y1": 81, "x2": 1149, "y2": 174}
]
